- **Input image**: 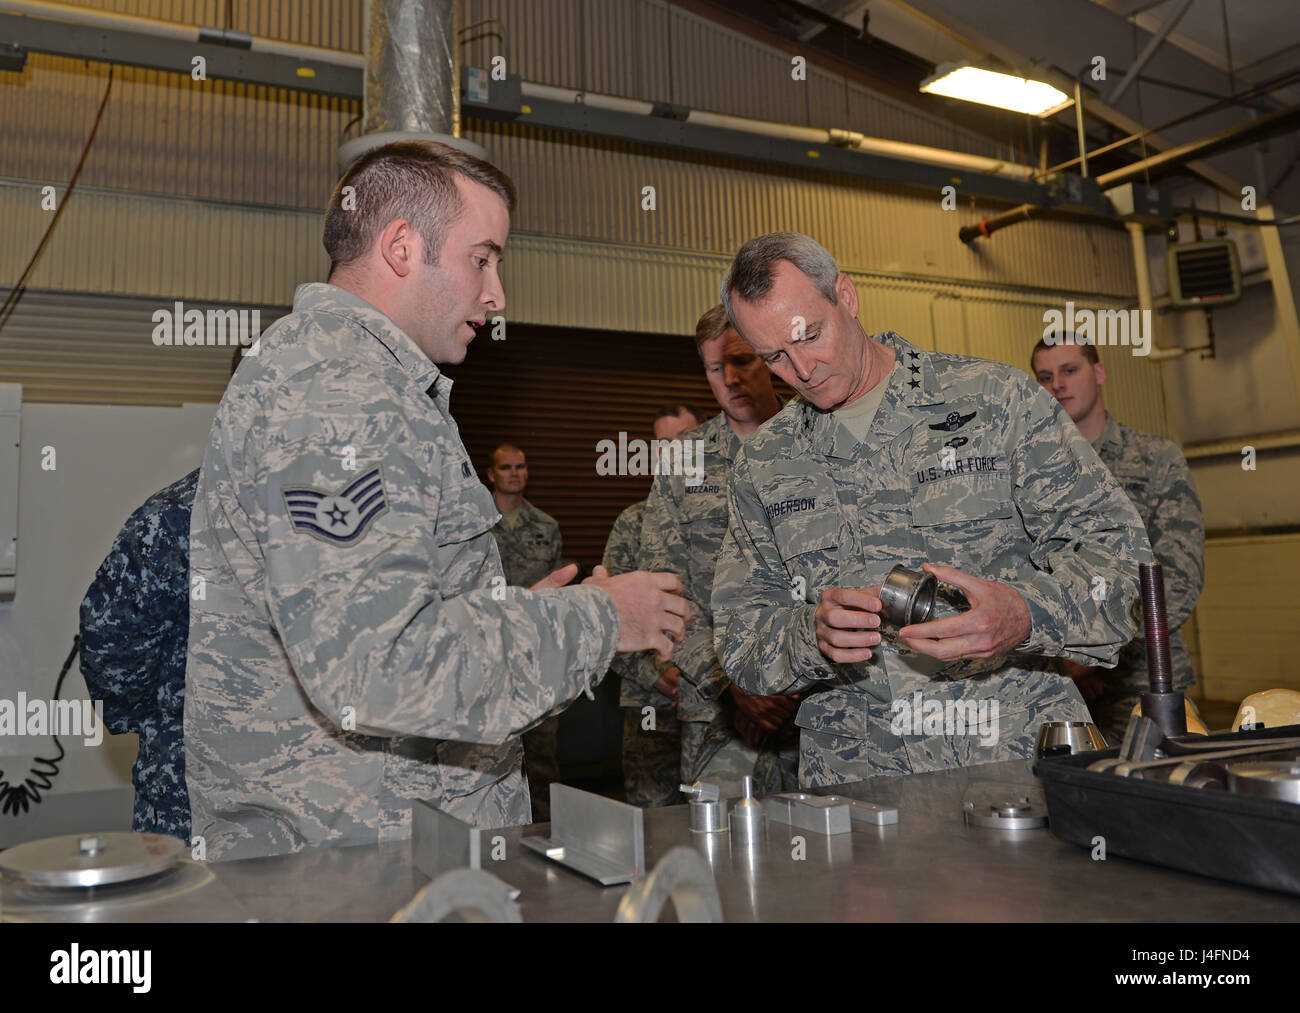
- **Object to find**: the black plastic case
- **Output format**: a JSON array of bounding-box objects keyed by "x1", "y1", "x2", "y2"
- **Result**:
[{"x1": 1034, "y1": 724, "x2": 1300, "y2": 896}]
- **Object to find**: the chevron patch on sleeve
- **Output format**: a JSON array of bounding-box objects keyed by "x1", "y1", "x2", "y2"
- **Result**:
[{"x1": 281, "y1": 465, "x2": 390, "y2": 545}]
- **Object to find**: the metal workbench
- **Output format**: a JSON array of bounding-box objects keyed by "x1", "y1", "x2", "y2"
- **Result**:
[{"x1": 6, "y1": 759, "x2": 1298, "y2": 921}]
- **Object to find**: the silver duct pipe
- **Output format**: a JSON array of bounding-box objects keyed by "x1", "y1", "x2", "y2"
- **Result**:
[
  {"x1": 339, "y1": 0, "x2": 485, "y2": 170},
  {"x1": 0, "y1": 0, "x2": 1033, "y2": 180}
]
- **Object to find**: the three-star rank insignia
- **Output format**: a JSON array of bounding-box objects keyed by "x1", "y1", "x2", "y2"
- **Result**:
[
  {"x1": 928, "y1": 410, "x2": 976, "y2": 432},
  {"x1": 282, "y1": 465, "x2": 390, "y2": 545}
]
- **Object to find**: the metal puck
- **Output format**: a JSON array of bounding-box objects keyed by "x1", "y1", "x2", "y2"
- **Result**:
[
  {"x1": 962, "y1": 797, "x2": 1048, "y2": 830},
  {"x1": 0, "y1": 831, "x2": 186, "y2": 887},
  {"x1": 1226, "y1": 761, "x2": 1300, "y2": 803}
]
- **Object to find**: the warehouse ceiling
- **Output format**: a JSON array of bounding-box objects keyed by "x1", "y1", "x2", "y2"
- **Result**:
[{"x1": 685, "y1": 0, "x2": 1300, "y2": 210}]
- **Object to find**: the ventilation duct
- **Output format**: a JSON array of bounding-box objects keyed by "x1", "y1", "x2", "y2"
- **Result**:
[{"x1": 337, "y1": 0, "x2": 487, "y2": 171}]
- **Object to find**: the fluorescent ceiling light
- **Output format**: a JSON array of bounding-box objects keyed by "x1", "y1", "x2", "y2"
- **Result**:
[{"x1": 920, "y1": 64, "x2": 1072, "y2": 117}]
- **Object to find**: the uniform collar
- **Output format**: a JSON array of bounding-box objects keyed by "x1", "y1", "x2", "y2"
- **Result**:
[
  {"x1": 1092, "y1": 412, "x2": 1122, "y2": 451},
  {"x1": 292, "y1": 282, "x2": 444, "y2": 396},
  {"x1": 703, "y1": 411, "x2": 743, "y2": 461},
  {"x1": 803, "y1": 331, "x2": 944, "y2": 460}
]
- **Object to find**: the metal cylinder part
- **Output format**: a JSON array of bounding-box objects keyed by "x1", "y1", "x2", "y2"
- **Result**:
[
  {"x1": 879, "y1": 565, "x2": 938, "y2": 627},
  {"x1": 688, "y1": 799, "x2": 729, "y2": 833},
  {"x1": 1139, "y1": 561, "x2": 1173, "y2": 693},
  {"x1": 1035, "y1": 721, "x2": 1109, "y2": 757},
  {"x1": 728, "y1": 776, "x2": 767, "y2": 845}
]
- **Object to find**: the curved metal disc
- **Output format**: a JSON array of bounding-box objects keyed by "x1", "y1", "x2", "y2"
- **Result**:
[
  {"x1": 390, "y1": 868, "x2": 523, "y2": 923},
  {"x1": 614, "y1": 846, "x2": 724, "y2": 923}
]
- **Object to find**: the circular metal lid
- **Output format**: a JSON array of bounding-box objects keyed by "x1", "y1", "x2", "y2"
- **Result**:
[
  {"x1": 0, "y1": 832, "x2": 186, "y2": 887},
  {"x1": 1226, "y1": 762, "x2": 1300, "y2": 803}
]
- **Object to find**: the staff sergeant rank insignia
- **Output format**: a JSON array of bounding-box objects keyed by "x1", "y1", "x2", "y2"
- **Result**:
[
  {"x1": 929, "y1": 410, "x2": 976, "y2": 432},
  {"x1": 282, "y1": 465, "x2": 390, "y2": 545}
]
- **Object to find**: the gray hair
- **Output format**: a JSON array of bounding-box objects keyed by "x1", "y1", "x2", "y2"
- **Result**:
[{"x1": 719, "y1": 232, "x2": 840, "y2": 330}]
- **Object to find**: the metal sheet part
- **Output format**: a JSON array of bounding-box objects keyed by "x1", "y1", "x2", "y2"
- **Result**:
[
  {"x1": 0, "y1": 832, "x2": 185, "y2": 888},
  {"x1": 520, "y1": 784, "x2": 644, "y2": 886},
  {"x1": 410, "y1": 799, "x2": 489, "y2": 880}
]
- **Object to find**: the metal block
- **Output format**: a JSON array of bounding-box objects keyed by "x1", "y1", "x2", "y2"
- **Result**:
[
  {"x1": 830, "y1": 797, "x2": 901, "y2": 826},
  {"x1": 411, "y1": 799, "x2": 489, "y2": 880},
  {"x1": 766, "y1": 793, "x2": 851, "y2": 836},
  {"x1": 520, "y1": 784, "x2": 644, "y2": 886}
]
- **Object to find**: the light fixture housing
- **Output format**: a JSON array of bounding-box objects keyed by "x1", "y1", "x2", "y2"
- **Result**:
[{"x1": 920, "y1": 63, "x2": 1072, "y2": 117}]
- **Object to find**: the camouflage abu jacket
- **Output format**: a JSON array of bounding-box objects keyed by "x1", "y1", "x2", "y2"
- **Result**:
[{"x1": 185, "y1": 283, "x2": 620, "y2": 861}]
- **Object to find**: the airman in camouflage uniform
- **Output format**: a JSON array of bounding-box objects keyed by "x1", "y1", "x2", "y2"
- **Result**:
[
  {"x1": 642, "y1": 310, "x2": 799, "y2": 798},
  {"x1": 1032, "y1": 337, "x2": 1204, "y2": 743},
  {"x1": 80, "y1": 469, "x2": 198, "y2": 838},
  {"x1": 185, "y1": 142, "x2": 688, "y2": 861},
  {"x1": 604, "y1": 499, "x2": 682, "y2": 806},
  {"x1": 712, "y1": 234, "x2": 1154, "y2": 787},
  {"x1": 488, "y1": 445, "x2": 566, "y2": 819}
]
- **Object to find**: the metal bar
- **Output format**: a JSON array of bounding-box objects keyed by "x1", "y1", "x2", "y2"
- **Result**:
[
  {"x1": 0, "y1": 11, "x2": 362, "y2": 98},
  {"x1": 1107, "y1": 0, "x2": 1193, "y2": 105},
  {"x1": 501, "y1": 95, "x2": 1052, "y2": 206}
]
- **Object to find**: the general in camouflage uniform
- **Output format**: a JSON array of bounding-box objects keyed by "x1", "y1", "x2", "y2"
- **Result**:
[
  {"x1": 712, "y1": 235, "x2": 1153, "y2": 786},
  {"x1": 80, "y1": 469, "x2": 198, "y2": 838},
  {"x1": 185, "y1": 283, "x2": 621, "y2": 861},
  {"x1": 603, "y1": 499, "x2": 682, "y2": 807},
  {"x1": 1087, "y1": 416, "x2": 1204, "y2": 739},
  {"x1": 488, "y1": 446, "x2": 566, "y2": 819}
]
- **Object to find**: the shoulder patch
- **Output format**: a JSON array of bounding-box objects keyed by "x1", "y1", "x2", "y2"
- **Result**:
[{"x1": 282, "y1": 465, "x2": 390, "y2": 545}]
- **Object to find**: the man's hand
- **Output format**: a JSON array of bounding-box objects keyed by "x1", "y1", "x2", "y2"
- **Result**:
[
  {"x1": 728, "y1": 684, "x2": 799, "y2": 747},
  {"x1": 584, "y1": 565, "x2": 690, "y2": 661},
  {"x1": 814, "y1": 586, "x2": 883, "y2": 664},
  {"x1": 530, "y1": 563, "x2": 578, "y2": 591},
  {"x1": 652, "y1": 666, "x2": 680, "y2": 706},
  {"x1": 898, "y1": 563, "x2": 1030, "y2": 662},
  {"x1": 1062, "y1": 660, "x2": 1107, "y2": 702}
]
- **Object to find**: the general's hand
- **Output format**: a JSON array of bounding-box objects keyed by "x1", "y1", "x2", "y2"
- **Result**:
[
  {"x1": 652, "y1": 666, "x2": 680, "y2": 705},
  {"x1": 814, "y1": 586, "x2": 883, "y2": 664},
  {"x1": 583, "y1": 567, "x2": 691, "y2": 661},
  {"x1": 898, "y1": 563, "x2": 1030, "y2": 661},
  {"x1": 530, "y1": 563, "x2": 578, "y2": 590},
  {"x1": 1062, "y1": 660, "x2": 1107, "y2": 702}
]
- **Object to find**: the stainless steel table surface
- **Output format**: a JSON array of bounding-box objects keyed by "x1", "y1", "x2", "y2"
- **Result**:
[{"x1": 206, "y1": 759, "x2": 1300, "y2": 922}]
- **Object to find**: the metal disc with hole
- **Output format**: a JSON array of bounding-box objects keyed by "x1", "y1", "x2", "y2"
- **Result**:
[
  {"x1": 0, "y1": 832, "x2": 186, "y2": 887},
  {"x1": 962, "y1": 798, "x2": 1049, "y2": 830}
]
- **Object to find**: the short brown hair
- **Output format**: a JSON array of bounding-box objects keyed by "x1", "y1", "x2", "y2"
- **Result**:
[
  {"x1": 323, "y1": 141, "x2": 517, "y2": 275},
  {"x1": 693, "y1": 304, "x2": 732, "y2": 359},
  {"x1": 653, "y1": 404, "x2": 698, "y2": 427},
  {"x1": 1031, "y1": 332, "x2": 1100, "y2": 372}
]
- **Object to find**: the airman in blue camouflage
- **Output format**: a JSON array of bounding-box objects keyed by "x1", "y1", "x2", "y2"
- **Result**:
[
  {"x1": 80, "y1": 469, "x2": 198, "y2": 839},
  {"x1": 185, "y1": 142, "x2": 688, "y2": 861},
  {"x1": 642, "y1": 308, "x2": 799, "y2": 798},
  {"x1": 1033, "y1": 336, "x2": 1204, "y2": 743},
  {"x1": 712, "y1": 233, "x2": 1154, "y2": 787}
]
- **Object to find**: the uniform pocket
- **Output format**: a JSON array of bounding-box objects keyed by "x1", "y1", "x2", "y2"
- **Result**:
[
  {"x1": 436, "y1": 458, "x2": 497, "y2": 547},
  {"x1": 909, "y1": 473, "x2": 1014, "y2": 527}
]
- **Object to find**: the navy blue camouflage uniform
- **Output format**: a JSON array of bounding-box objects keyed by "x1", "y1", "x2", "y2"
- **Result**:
[{"x1": 79, "y1": 469, "x2": 198, "y2": 839}]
